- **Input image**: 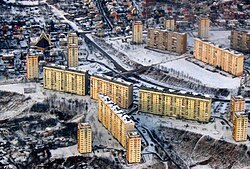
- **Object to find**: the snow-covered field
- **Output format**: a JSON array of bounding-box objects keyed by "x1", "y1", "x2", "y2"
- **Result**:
[
  {"x1": 160, "y1": 58, "x2": 241, "y2": 89},
  {"x1": 4, "y1": 0, "x2": 46, "y2": 5},
  {"x1": 133, "y1": 112, "x2": 250, "y2": 146}
]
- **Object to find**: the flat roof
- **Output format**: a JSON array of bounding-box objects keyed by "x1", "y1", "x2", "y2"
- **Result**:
[
  {"x1": 98, "y1": 94, "x2": 134, "y2": 125},
  {"x1": 44, "y1": 64, "x2": 88, "y2": 74},
  {"x1": 235, "y1": 111, "x2": 248, "y2": 118},
  {"x1": 92, "y1": 74, "x2": 133, "y2": 86},
  {"x1": 78, "y1": 122, "x2": 91, "y2": 128},
  {"x1": 194, "y1": 38, "x2": 244, "y2": 56},
  {"x1": 127, "y1": 130, "x2": 140, "y2": 138},
  {"x1": 140, "y1": 86, "x2": 211, "y2": 100}
]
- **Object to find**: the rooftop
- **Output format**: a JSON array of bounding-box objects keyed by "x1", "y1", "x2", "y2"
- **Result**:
[
  {"x1": 235, "y1": 112, "x2": 248, "y2": 118},
  {"x1": 92, "y1": 74, "x2": 133, "y2": 86},
  {"x1": 98, "y1": 94, "x2": 134, "y2": 125},
  {"x1": 127, "y1": 130, "x2": 140, "y2": 138},
  {"x1": 194, "y1": 38, "x2": 244, "y2": 56},
  {"x1": 44, "y1": 64, "x2": 88, "y2": 74},
  {"x1": 140, "y1": 86, "x2": 211, "y2": 100}
]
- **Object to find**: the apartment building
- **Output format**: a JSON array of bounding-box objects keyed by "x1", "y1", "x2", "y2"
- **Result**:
[
  {"x1": 230, "y1": 96, "x2": 245, "y2": 122},
  {"x1": 230, "y1": 30, "x2": 250, "y2": 53},
  {"x1": 43, "y1": 65, "x2": 88, "y2": 95},
  {"x1": 139, "y1": 87, "x2": 212, "y2": 122},
  {"x1": 147, "y1": 28, "x2": 187, "y2": 55},
  {"x1": 98, "y1": 94, "x2": 135, "y2": 148},
  {"x1": 77, "y1": 122, "x2": 92, "y2": 153},
  {"x1": 67, "y1": 33, "x2": 78, "y2": 45},
  {"x1": 90, "y1": 74, "x2": 133, "y2": 109},
  {"x1": 26, "y1": 54, "x2": 39, "y2": 80},
  {"x1": 67, "y1": 44, "x2": 78, "y2": 67},
  {"x1": 132, "y1": 21, "x2": 143, "y2": 44},
  {"x1": 198, "y1": 17, "x2": 210, "y2": 39},
  {"x1": 126, "y1": 130, "x2": 141, "y2": 163},
  {"x1": 194, "y1": 38, "x2": 244, "y2": 76},
  {"x1": 164, "y1": 19, "x2": 176, "y2": 31},
  {"x1": 232, "y1": 112, "x2": 248, "y2": 142}
]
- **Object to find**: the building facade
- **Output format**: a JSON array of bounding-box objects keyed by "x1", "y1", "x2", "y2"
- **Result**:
[
  {"x1": 26, "y1": 54, "x2": 39, "y2": 80},
  {"x1": 232, "y1": 112, "x2": 248, "y2": 142},
  {"x1": 147, "y1": 28, "x2": 187, "y2": 55},
  {"x1": 77, "y1": 122, "x2": 92, "y2": 153},
  {"x1": 90, "y1": 74, "x2": 133, "y2": 109},
  {"x1": 67, "y1": 33, "x2": 78, "y2": 45},
  {"x1": 43, "y1": 65, "x2": 88, "y2": 95},
  {"x1": 98, "y1": 94, "x2": 135, "y2": 148},
  {"x1": 198, "y1": 17, "x2": 210, "y2": 39},
  {"x1": 230, "y1": 96, "x2": 245, "y2": 122},
  {"x1": 164, "y1": 19, "x2": 176, "y2": 31},
  {"x1": 139, "y1": 88, "x2": 212, "y2": 122},
  {"x1": 230, "y1": 30, "x2": 250, "y2": 53},
  {"x1": 126, "y1": 130, "x2": 141, "y2": 163},
  {"x1": 132, "y1": 21, "x2": 143, "y2": 44},
  {"x1": 194, "y1": 38, "x2": 244, "y2": 76},
  {"x1": 67, "y1": 44, "x2": 78, "y2": 67}
]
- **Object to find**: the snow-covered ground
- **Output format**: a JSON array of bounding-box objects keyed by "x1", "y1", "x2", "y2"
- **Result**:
[
  {"x1": 4, "y1": 0, "x2": 46, "y2": 5},
  {"x1": 105, "y1": 37, "x2": 182, "y2": 66},
  {"x1": 133, "y1": 112, "x2": 250, "y2": 146},
  {"x1": 160, "y1": 58, "x2": 241, "y2": 89}
]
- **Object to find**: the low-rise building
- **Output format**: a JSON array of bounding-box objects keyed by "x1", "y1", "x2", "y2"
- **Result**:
[
  {"x1": 194, "y1": 38, "x2": 244, "y2": 76},
  {"x1": 78, "y1": 122, "x2": 92, "y2": 153},
  {"x1": 43, "y1": 65, "x2": 88, "y2": 95},
  {"x1": 232, "y1": 112, "x2": 248, "y2": 142},
  {"x1": 147, "y1": 28, "x2": 187, "y2": 55},
  {"x1": 98, "y1": 94, "x2": 135, "y2": 148},
  {"x1": 126, "y1": 130, "x2": 141, "y2": 163},
  {"x1": 138, "y1": 87, "x2": 212, "y2": 122},
  {"x1": 90, "y1": 74, "x2": 133, "y2": 109}
]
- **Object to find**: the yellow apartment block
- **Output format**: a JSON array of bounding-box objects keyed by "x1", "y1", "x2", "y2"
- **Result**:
[
  {"x1": 147, "y1": 28, "x2": 187, "y2": 55},
  {"x1": 230, "y1": 96, "x2": 245, "y2": 122},
  {"x1": 194, "y1": 38, "x2": 244, "y2": 76},
  {"x1": 67, "y1": 44, "x2": 78, "y2": 67},
  {"x1": 43, "y1": 65, "x2": 88, "y2": 95},
  {"x1": 232, "y1": 112, "x2": 248, "y2": 142},
  {"x1": 126, "y1": 130, "x2": 141, "y2": 163},
  {"x1": 98, "y1": 94, "x2": 135, "y2": 148},
  {"x1": 67, "y1": 32, "x2": 78, "y2": 45},
  {"x1": 78, "y1": 122, "x2": 92, "y2": 153},
  {"x1": 132, "y1": 21, "x2": 143, "y2": 44},
  {"x1": 164, "y1": 19, "x2": 176, "y2": 31},
  {"x1": 26, "y1": 54, "x2": 39, "y2": 80},
  {"x1": 90, "y1": 74, "x2": 133, "y2": 109},
  {"x1": 139, "y1": 88, "x2": 212, "y2": 122},
  {"x1": 198, "y1": 17, "x2": 210, "y2": 39},
  {"x1": 231, "y1": 30, "x2": 250, "y2": 53}
]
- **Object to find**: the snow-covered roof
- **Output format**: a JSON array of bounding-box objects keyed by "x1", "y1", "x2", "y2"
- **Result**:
[
  {"x1": 92, "y1": 73, "x2": 133, "y2": 86},
  {"x1": 98, "y1": 94, "x2": 134, "y2": 124},
  {"x1": 44, "y1": 64, "x2": 88, "y2": 74},
  {"x1": 140, "y1": 86, "x2": 211, "y2": 100}
]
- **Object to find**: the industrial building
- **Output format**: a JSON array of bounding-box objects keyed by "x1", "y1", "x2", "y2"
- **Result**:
[
  {"x1": 98, "y1": 94, "x2": 135, "y2": 148},
  {"x1": 138, "y1": 87, "x2": 212, "y2": 122},
  {"x1": 90, "y1": 74, "x2": 133, "y2": 109},
  {"x1": 147, "y1": 28, "x2": 187, "y2": 55},
  {"x1": 77, "y1": 122, "x2": 92, "y2": 153},
  {"x1": 126, "y1": 130, "x2": 141, "y2": 163},
  {"x1": 43, "y1": 65, "x2": 88, "y2": 95},
  {"x1": 194, "y1": 38, "x2": 244, "y2": 76}
]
